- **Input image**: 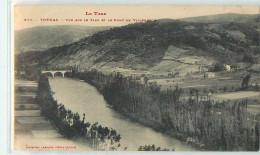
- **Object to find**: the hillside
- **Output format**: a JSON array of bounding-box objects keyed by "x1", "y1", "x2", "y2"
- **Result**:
[
  {"x1": 16, "y1": 14, "x2": 260, "y2": 76},
  {"x1": 15, "y1": 25, "x2": 112, "y2": 54}
]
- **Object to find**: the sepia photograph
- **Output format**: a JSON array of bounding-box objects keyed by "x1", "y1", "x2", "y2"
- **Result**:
[{"x1": 13, "y1": 5, "x2": 260, "y2": 151}]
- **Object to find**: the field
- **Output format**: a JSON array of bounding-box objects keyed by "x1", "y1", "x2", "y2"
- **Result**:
[
  {"x1": 148, "y1": 71, "x2": 260, "y2": 92},
  {"x1": 212, "y1": 91, "x2": 259, "y2": 100},
  {"x1": 211, "y1": 91, "x2": 260, "y2": 114},
  {"x1": 247, "y1": 104, "x2": 260, "y2": 114}
]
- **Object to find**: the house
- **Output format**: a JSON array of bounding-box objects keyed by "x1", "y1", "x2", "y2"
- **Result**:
[
  {"x1": 140, "y1": 75, "x2": 149, "y2": 85},
  {"x1": 205, "y1": 72, "x2": 215, "y2": 78}
]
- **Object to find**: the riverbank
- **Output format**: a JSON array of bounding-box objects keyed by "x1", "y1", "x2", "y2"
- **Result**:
[
  {"x1": 84, "y1": 79, "x2": 205, "y2": 151},
  {"x1": 114, "y1": 108, "x2": 206, "y2": 150}
]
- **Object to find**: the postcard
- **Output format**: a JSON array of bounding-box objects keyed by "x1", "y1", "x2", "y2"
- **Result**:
[{"x1": 13, "y1": 5, "x2": 260, "y2": 151}]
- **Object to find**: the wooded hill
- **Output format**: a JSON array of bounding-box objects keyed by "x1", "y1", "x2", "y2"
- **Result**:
[{"x1": 16, "y1": 14, "x2": 260, "y2": 72}]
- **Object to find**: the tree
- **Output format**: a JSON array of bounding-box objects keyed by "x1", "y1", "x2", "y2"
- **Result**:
[
  {"x1": 210, "y1": 63, "x2": 225, "y2": 72},
  {"x1": 241, "y1": 74, "x2": 251, "y2": 90},
  {"x1": 255, "y1": 122, "x2": 259, "y2": 151},
  {"x1": 220, "y1": 119, "x2": 227, "y2": 150}
]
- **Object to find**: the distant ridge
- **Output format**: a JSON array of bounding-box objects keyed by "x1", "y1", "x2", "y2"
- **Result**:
[
  {"x1": 15, "y1": 25, "x2": 112, "y2": 54},
  {"x1": 178, "y1": 13, "x2": 260, "y2": 23}
]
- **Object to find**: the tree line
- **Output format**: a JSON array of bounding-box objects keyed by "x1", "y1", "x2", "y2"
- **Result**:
[
  {"x1": 37, "y1": 75, "x2": 121, "y2": 151},
  {"x1": 71, "y1": 69, "x2": 259, "y2": 151}
]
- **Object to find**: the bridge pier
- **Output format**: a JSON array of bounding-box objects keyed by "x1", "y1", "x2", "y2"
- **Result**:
[
  {"x1": 60, "y1": 71, "x2": 65, "y2": 78},
  {"x1": 51, "y1": 72, "x2": 55, "y2": 77}
]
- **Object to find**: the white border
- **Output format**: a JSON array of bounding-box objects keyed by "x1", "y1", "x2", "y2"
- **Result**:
[
  {"x1": 8, "y1": 0, "x2": 260, "y2": 5},
  {"x1": 1, "y1": 0, "x2": 8, "y2": 155},
  {"x1": 2, "y1": 0, "x2": 260, "y2": 155},
  {"x1": 10, "y1": 3, "x2": 14, "y2": 154}
]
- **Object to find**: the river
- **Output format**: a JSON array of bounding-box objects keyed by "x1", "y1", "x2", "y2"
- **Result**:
[{"x1": 49, "y1": 78, "x2": 197, "y2": 151}]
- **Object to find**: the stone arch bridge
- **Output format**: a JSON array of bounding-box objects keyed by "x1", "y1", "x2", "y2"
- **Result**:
[{"x1": 41, "y1": 70, "x2": 71, "y2": 78}]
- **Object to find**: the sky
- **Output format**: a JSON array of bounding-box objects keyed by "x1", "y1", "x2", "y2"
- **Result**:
[{"x1": 14, "y1": 5, "x2": 260, "y2": 30}]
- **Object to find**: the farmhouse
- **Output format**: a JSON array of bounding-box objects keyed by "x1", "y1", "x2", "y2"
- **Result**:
[{"x1": 205, "y1": 72, "x2": 215, "y2": 78}]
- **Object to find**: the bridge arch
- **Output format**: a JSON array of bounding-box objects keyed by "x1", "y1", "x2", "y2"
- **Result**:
[
  {"x1": 54, "y1": 72, "x2": 63, "y2": 77},
  {"x1": 64, "y1": 72, "x2": 72, "y2": 77},
  {"x1": 44, "y1": 72, "x2": 54, "y2": 78}
]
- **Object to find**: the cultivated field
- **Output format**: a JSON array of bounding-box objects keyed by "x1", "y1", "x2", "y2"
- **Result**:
[{"x1": 212, "y1": 91, "x2": 259, "y2": 100}]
